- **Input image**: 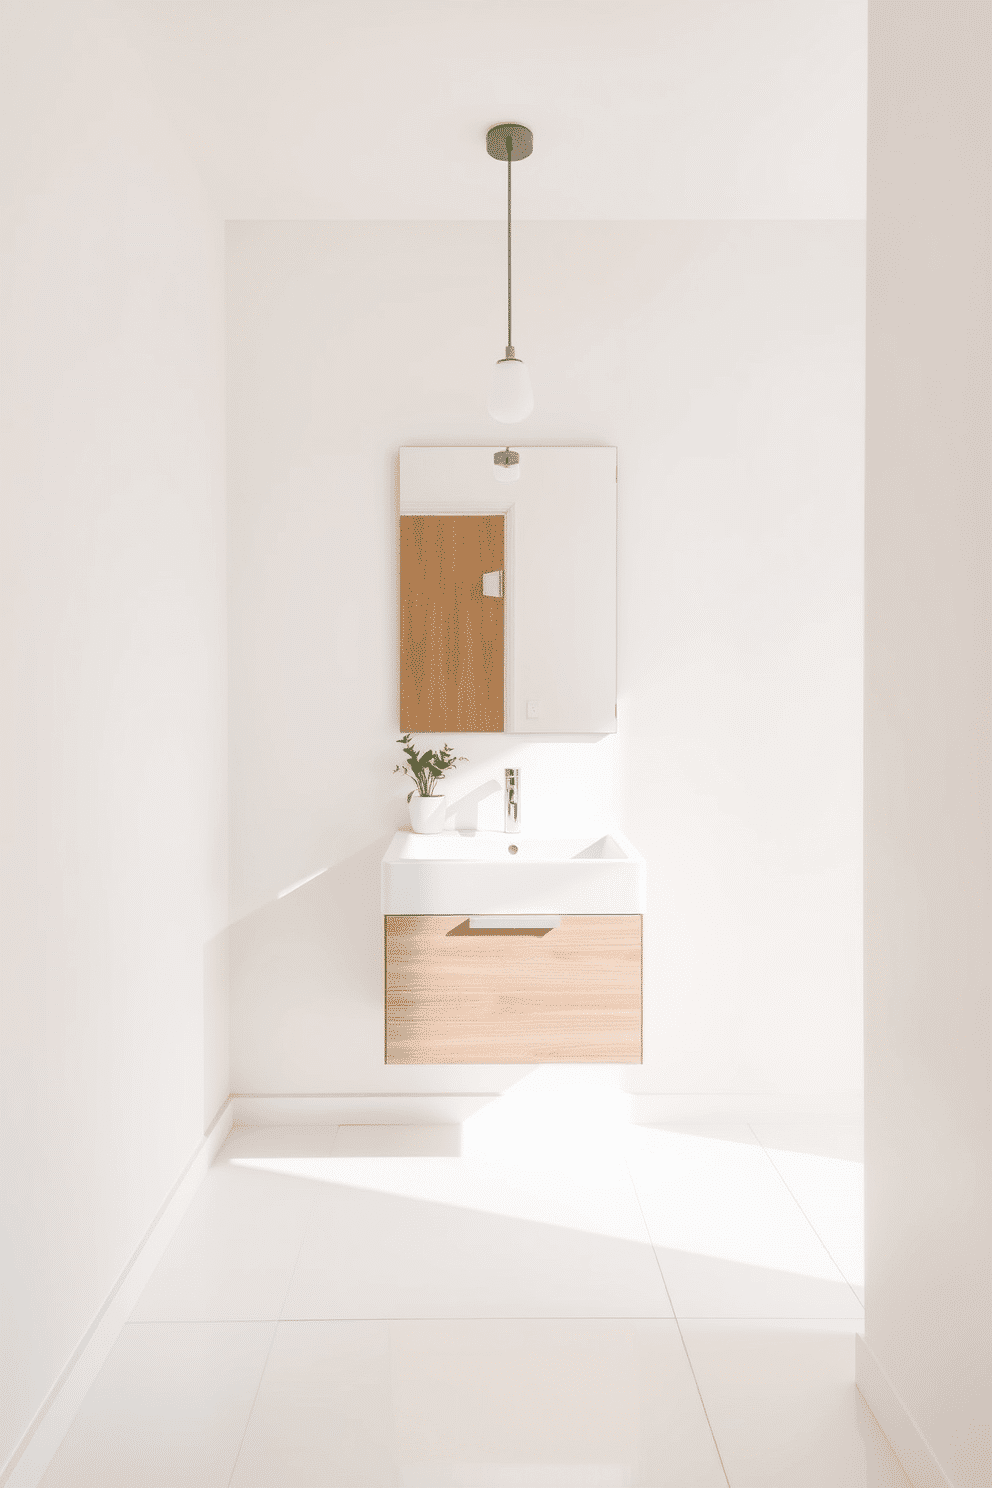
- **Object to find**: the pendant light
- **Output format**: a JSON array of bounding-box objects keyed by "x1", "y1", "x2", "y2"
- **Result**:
[
  {"x1": 493, "y1": 446, "x2": 520, "y2": 483},
  {"x1": 486, "y1": 123, "x2": 534, "y2": 423}
]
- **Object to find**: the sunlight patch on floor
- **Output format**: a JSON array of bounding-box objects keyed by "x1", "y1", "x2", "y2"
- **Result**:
[{"x1": 230, "y1": 1105, "x2": 863, "y2": 1284}]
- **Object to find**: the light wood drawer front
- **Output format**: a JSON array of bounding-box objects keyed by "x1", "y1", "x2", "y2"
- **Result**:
[{"x1": 385, "y1": 914, "x2": 642, "y2": 1064}]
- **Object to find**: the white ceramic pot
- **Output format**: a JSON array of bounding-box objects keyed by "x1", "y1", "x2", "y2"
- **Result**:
[{"x1": 408, "y1": 794, "x2": 447, "y2": 834}]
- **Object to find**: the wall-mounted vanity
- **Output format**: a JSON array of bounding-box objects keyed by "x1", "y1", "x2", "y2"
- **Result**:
[
  {"x1": 389, "y1": 445, "x2": 639, "y2": 1065},
  {"x1": 381, "y1": 830, "x2": 645, "y2": 1064},
  {"x1": 399, "y1": 446, "x2": 617, "y2": 734}
]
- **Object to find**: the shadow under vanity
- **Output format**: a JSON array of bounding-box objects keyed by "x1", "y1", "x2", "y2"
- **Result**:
[{"x1": 385, "y1": 446, "x2": 643, "y2": 1065}]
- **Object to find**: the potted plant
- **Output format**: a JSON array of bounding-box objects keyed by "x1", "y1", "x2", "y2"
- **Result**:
[{"x1": 394, "y1": 734, "x2": 467, "y2": 834}]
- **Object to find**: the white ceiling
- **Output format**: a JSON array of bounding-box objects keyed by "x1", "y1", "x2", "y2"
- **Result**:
[{"x1": 126, "y1": 0, "x2": 866, "y2": 221}]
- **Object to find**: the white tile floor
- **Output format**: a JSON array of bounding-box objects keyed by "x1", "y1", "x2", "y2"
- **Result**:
[{"x1": 40, "y1": 1110, "x2": 913, "y2": 1488}]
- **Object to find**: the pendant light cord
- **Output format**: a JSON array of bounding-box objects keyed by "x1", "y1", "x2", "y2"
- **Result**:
[{"x1": 507, "y1": 134, "x2": 513, "y2": 353}]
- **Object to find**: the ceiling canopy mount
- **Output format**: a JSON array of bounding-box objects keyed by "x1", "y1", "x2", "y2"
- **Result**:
[{"x1": 485, "y1": 124, "x2": 534, "y2": 163}]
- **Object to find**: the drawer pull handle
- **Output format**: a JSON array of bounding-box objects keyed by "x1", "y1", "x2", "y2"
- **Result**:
[{"x1": 467, "y1": 915, "x2": 561, "y2": 931}]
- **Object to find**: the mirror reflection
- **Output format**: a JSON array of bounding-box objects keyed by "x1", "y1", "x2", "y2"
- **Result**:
[{"x1": 399, "y1": 446, "x2": 617, "y2": 734}]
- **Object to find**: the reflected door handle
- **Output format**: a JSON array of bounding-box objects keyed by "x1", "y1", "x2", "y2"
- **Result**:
[{"x1": 482, "y1": 570, "x2": 503, "y2": 598}]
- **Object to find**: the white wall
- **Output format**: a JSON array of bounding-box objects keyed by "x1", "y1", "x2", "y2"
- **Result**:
[
  {"x1": 863, "y1": 1, "x2": 992, "y2": 1482},
  {"x1": 227, "y1": 219, "x2": 864, "y2": 1104},
  {"x1": 0, "y1": 2, "x2": 227, "y2": 1473}
]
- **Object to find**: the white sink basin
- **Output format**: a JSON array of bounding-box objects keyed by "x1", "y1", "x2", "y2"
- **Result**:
[{"x1": 381, "y1": 829, "x2": 645, "y2": 915}]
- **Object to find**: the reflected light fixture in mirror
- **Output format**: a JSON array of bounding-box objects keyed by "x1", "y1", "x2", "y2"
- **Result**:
[
  {"x1": 486, "y1": 123, "x2": 534, "y2": 423},
  {"x1": 494, "y1": 446, "x2": 520, "y2": 483}
]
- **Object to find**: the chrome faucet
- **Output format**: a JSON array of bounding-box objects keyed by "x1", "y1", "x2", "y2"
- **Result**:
[{"x1": 504, "y1": 767, "x2": 521, "y2": 833}]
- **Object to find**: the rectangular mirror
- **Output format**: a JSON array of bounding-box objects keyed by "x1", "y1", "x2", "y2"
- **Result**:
[{"x1": 399, "y1": 446, "x2": 617, "y2": 734}]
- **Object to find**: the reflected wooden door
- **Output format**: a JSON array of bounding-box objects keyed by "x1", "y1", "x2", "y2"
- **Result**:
[{"x1": 400, "y1": 515, "x2": 504, "y2": 731}]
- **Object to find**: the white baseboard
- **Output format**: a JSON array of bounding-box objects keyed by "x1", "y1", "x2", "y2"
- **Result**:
[
  {"x1": 855, "y1": 1334, "x2": 954, "y2": 1488},
  {"x1": 2, "y1": 1100, "x2": 234, "y2": 1488},
  {"x1": 230, "y1": 1092, "x2": 502, "y2": 1126},
  {"x1": 632, "y1": 1092, "x2": 864, "y2": 1124},
  {"x1": 230, "y1": 1091, "x2": 864, "y2": 1129}
]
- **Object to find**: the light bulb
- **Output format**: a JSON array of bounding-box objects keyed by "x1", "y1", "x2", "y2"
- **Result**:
[{"x1": 488, "y1": 354, "x2": 534, "y2": 423}]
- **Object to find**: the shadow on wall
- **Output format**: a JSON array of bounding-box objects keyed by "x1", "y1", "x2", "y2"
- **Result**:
[
  {"x1": 444, "y1": 777, "x2": 502, "y2": 831},
  {"x1": 203, "y1": 751, "x2": 617, "y2": 1128},
  {"x1": 223, "y1": 838, "x2": 391, "y2": 1098},
  {"x1": 216, "y1": 825, "x2": 531, "y2": 1106}
]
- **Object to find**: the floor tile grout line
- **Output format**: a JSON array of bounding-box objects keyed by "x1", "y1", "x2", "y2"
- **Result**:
[
  {"x1": 285, "y1": 1316, "x2": 858, "y2": 1324},
  {"x1": 224, "y1": 1320, "x2": 279, "y2": 1488},
  {"x1": 274, "y1": 1171, "x2": 326, "y2": 1323},
  {"x1": 223, "y1": 1159, "x2": 328, "y2": 1484},
  {"x1": 745, "y1": 1122, "x2": 865, "y2": 1312},
  {"x1": 210, "y1": 1139, "x2": 327, "y2": 1488},
  {"x1": 125, "y1": 1313, "x2": 867, "y2": 1323},
  {"x1": 624, "y1": 1155, "x2": 733, "y2": 1488},
  {"x1": 128, "y1": 1316, "x2": 288, "y2": 1324}
]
